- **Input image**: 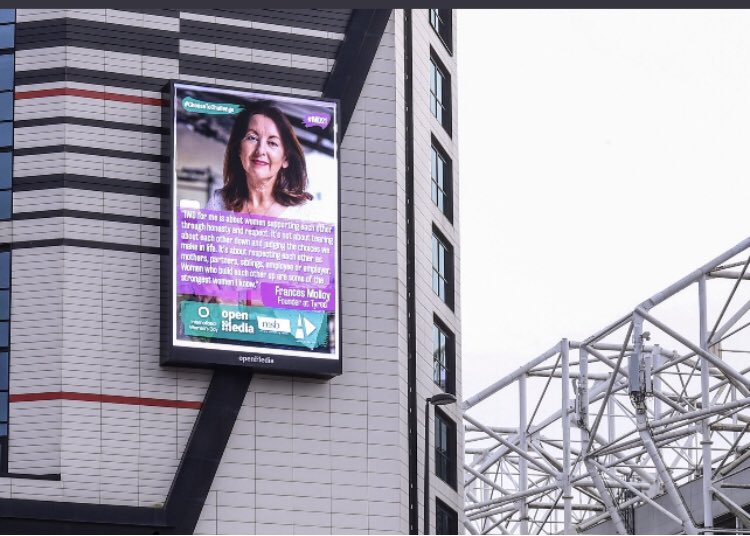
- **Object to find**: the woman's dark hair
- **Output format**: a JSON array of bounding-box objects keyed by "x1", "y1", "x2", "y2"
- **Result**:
[{"x1": 222, "y1": 101, "x2": 312, "y2": 211}]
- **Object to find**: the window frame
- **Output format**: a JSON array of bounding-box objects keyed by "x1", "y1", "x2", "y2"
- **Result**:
[
  {"x1": 431, "y1": 227, "x2": 454, "y2": 309},
  {"x1": 430, "y1": 138, "x2": 452, "y2": 222},
  {"x1": 0, "y1": 10, "x2": 14, "y2": 25},
  {"x1": 428, "y1": 9, "x2": 453, "y2": 55},
  {"x1": 435, "y1": 497, "x2": 459, "y2": 535},
  {"x1": 434, "y1": 407, "x2": 457, "y2": 489},
  {"x1": 429, "y1": 51, "x2": 452, "y2": 136},
  {"x1": 432, "y1": 316, "x2": 455, "y2": 395}
]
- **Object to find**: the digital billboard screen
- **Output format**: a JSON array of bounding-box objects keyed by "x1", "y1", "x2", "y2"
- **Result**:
[{"x1": 165, "y1": 82, "x2": 340, "y2": 377}]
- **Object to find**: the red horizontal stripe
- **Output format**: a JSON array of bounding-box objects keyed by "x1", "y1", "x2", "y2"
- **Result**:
[
  {"x1": 10, "y1": 391, "x2": 202, "y2": 409},
  {"x1": 15, "y1": 88, "x2": 165, "y2": 107}
]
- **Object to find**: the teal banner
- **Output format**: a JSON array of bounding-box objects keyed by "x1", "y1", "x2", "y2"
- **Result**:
[
  {"x1": 181, "y1": 301, "x2": 328, "y2": 350},
  {"x1": 181, "y1": 97, "x2": 243, "y2": 115}
]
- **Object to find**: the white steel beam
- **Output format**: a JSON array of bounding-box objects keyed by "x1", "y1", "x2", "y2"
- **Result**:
[{"x1": 463, "y1": 236, "x2": 750, "y2": 534}]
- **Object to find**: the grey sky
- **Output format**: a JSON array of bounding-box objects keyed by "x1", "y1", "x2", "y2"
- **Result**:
[{"x1": 457, "y1": 10, "x2": 750, "y2": 405}]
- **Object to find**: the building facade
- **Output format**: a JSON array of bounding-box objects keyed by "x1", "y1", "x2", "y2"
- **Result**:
[{"x1": 0, "y1": 8, "x2": 462, "y2": 534}]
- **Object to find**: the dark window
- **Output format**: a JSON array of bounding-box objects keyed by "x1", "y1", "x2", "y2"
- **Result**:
[
  {"x1": 0, "y1": 353, "x2": 7, "y2": 389},
  {"x1": 0, "y1": 25, "x2": 12, "y2": 50},
  {"x1": 0, "y1": 15, "x2": 13, "y2": 225},
  {"x1": 433, "y1": 318, "x2": 455, "y2": 394},
  {"x1": 431, "y1": 140, "x2": 452, "y2": 221},
  {"x1": 0, "y1": 190, "x2": 9, "y2": 220},
  {"x1": 0, "y1": 55, "x2": 12, "y2": 91},
  {"x1": 0, "y1": 248, "x2": 9, "y2": 471},
  {"x1": 0, "y1": 152, "x2": 11, "y2": 189},
  {"x1": 429, "y1": 10, "x2": 452, "y2": 53},
  {"x1": 429, "y1": 52, "x2": 451, "y2": 135},
  {"x1": 432, "y1": 229, "x2": 454, "y2": 308},
  {"x1": 0, "y1": 153, "x2": 10, "y2": 220},
  {"x1": 0, "y1": 92, "x2": 11, "y2": 122},
  {"x1": 0, "y1": 251, "x2": 8, "y2": 288},
  {"x1": 0, "y1": 121, "x2": 11, "y2": 146},
  {"x1": 0, "y1": 290, "x2": 7, "y2": 321},
  {"x1": 436, "y1": 498, "x2": 458, "y2": 535},
  {"x1": 435, "y1": 408, "x2": 457, "y2": 489}
]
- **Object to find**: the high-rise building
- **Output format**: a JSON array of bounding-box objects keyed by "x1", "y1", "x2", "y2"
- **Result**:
[{"x1": 0, "y1": 9, "x2": 462, "y2": 534}]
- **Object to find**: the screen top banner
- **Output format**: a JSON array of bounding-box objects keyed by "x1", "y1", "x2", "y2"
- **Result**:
[{"x1": 165, "y1": 82, "x2": 341, "y2": 377}]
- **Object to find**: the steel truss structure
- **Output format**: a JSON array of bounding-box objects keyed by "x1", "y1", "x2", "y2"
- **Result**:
[{"x1": 463, "y1": 236, "x2": 750, "y2": 535}]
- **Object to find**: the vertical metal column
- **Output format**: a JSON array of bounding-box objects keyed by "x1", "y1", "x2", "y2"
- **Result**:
[
  {"x1": 402, "y1": 9, "x2": 418, "y2": 534},
  {"x1": 518, "y1": 374, "x2": 528, "y2": 535},
  {"x1": 580, "y1": 348, "x2": 628, "y2": 535},
  {"x1": 578, "y1": 347, "x2": 589, "y2": 437},
  {"x1": 607, "y1": 395, "x2": 616, "y2": 465},
  {"x1": 699, "y1": 276, "x2": 714, "y2": 533},
  {"x1": 561, "y1": 339, "x2": 572, "y2": 533},
  {"x1": 653, "y1": 344, "x2": 662, "y2": 420},
  {"x1": 732, "y1": 385, "x2": 738, "y2": 443}
]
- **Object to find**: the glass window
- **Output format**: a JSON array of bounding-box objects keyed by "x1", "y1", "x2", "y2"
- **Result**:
[
  {"x1": 0, "y1": 353, "x2": 7, "y2": 389},
  {"x1": 429, "y1": 10, "x2": 440, "y2": 32},
  {"x1": 433, "y1": 320, "x2": 454, "y2": 394},
  {"x1": 0, "y1": 55, "x2": 12, "y2": 91},
  {"x1": 0, "y1": 92, "x2": 11, "y2": 123},
  {"x1": 429, "y1": 60, "x2": 442, "y2": 120},
  {"x1": 432, "y1": 231, "x2": 453, "y2": 308},
  {"x1": 435, "y1": 409, "x2": 457, "y2": 488},
  {"x1": 432, "y1": 234, "x2": 444, "y2": 300},
  {"x1": 0, "y1": 152, "x2": 11, "y2": 190},
  {"x1": 431, "y1": 143, "x2": 451, "y2": 220},
  {"x1": 0, "y1": 251, "x2": 8, "y2": 289},
  {"x1": 0, "y1": 322, "x2": 7, "y2": 347},
  {"x1": 0, "y1": 25, "x2": 13, "y2": 50},
  {"x1": 433, "y1": 323, "x2": 446, "y2": 390},
  {"x1": 429, "y1": 9, "x2": 452, "y2": 53},
  {"x1": 436, "y1": 499, "x2": 458, "y2": 535},
  {"x1": 0, "y1": 10, "x2": 15, "y2": 24},
  {"x1": 0, "y1": 121, "x2": 11, "y2": 147},
  {"x1": 0, "y1": 190, "x2": 10, "y2": 220},
  {"x1": 0, "y1": 392, "x2": 7, "y2": 421},
  {"x1": 429, "y1": 54, "x2": 451, "y2": 134},
  {"x1": 0, "y1": 290, "x2": 7, "y2": 321}
]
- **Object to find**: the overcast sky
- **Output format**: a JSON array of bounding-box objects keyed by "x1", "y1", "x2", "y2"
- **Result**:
[{"x1": 457, "y1": 10, "x2": 750, "y2": 405}]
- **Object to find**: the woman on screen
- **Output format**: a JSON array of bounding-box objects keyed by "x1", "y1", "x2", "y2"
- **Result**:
[
  {"x1": 206, "y1": 101, "x2": 319, "y2": 221},
  {"x1": 176, "y1": 95, "x2": 336, "y2": 354}
]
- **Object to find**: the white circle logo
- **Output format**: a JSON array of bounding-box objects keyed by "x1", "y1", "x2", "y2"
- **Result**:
[{"x1": 197, "y1": 306, "x2": 210, "y2": 318}]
